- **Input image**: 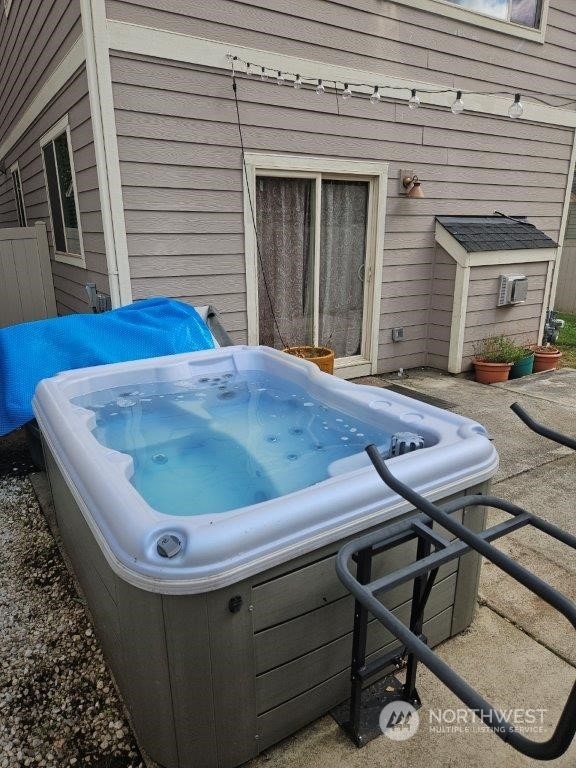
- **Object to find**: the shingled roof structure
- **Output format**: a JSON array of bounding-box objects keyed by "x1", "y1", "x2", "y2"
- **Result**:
[{"x1": 435, "y1": 215, "x2": 557, "y2": 253}]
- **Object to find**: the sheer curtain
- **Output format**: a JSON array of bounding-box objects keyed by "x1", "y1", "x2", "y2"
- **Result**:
[
  {"x1": 256, "y1": 175, "x2": 368, "y2": 357},
  {"x1": 319, "y1": 180, "x2": 368, "y2": 357},
  {"x1": 256, "y1": 176, "x2": 314, "y2": 348}
]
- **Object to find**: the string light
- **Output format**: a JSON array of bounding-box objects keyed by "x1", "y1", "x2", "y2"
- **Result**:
[
  {"x1": 226, "y1": 52, "x2": 576, "y2": 115},
  {"x1": 451, "y1": 91, "x2": 465, "y2": 115},
  {"x1": 370, "y1": 86, "x2": 381, "y2": 105},
  {"x1": 508, "y1": 93, "x2": 524, "y2": 119}
]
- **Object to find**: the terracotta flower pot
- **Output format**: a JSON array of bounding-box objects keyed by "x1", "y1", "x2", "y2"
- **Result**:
[
  {"x1": 473, "y1": 359, "x2": 512, "y2": 384},
  {"x1": 533, "y1": 346, "x2": 562, "y2": 373},
  {"x1": 283, "y1": 345, "x2": 335, "y2": 374}
]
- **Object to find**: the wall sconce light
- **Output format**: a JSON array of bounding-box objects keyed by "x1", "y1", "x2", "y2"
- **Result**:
[{"x1": 400, "y1": 169, "x2": 425, "y2": 198}]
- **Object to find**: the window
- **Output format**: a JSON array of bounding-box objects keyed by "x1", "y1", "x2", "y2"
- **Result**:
[
  {"x1": 391, "y1": 0, "x2": 547, "y2": 40},
  {"x1": 443, "y1": 0, "x2": 541, "y2": 27},
  {"x1": 40, "y1": 116, "x2": 84, "y2": 264},
  {"x1": 9, "y1": 162, "x2": 27, "y2": 227},
  {"x1": 244, "y1": 155, "x2": 387, "y2": 378}
]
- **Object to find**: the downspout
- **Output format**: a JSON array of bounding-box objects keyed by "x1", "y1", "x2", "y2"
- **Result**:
[{"x1": 80, "y1": 0, "x2": 132, "y2": 307}]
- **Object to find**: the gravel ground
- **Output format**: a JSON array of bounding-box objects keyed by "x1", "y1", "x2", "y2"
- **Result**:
[{"x1": 0, "y1": 454, "x2": 144, "y2": 768}]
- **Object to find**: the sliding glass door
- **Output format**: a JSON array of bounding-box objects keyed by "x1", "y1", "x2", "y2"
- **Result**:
[{"x1": 255, "y1": 173, "x2": 371, "y2": 363}]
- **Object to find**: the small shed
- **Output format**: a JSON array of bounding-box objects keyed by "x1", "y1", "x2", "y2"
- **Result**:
[{"x1": 431, "y1": 215, "x2": 558, "y2": 374}]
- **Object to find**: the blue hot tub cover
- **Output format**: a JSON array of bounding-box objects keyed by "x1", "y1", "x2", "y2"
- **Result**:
[{"x1": 0, "y1": 297, "x2": 215, "y2": 436}]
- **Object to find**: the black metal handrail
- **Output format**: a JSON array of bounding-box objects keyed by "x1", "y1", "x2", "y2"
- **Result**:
[
  {"x1": 336, "y1": 404, "x2": 576, "y2": 760},
  {"x1": 511, "y1": 402, "x2": 576, "y2": 450}
]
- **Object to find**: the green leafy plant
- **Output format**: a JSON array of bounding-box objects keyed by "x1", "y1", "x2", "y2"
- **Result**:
[{"x1": 473, "y1": 335, "x2": 523, "y2": 364}]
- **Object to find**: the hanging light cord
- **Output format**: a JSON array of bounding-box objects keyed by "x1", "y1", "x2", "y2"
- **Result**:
[
  {"x1": 229, "y1": 54, "x2": 576, "y2": 109},
  {"x1": 231, "y1": 75, "x2": 289, "y2": 350}
]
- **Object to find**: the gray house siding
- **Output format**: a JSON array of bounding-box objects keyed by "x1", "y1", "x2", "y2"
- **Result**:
[
  {"x1": 104, "y1": 0, "x2": 576, "y2": 104},
  {"x1": 462, "y1": 260, "x2": 549, "y2": 365},
  {"x1": 428, "y1": 248, "x2": 456, "y2": 371},
  {"x1": 1, "y1": 69, "x2": 108, "y2": 314},
  {"x1": 0, "y1": 0, "x2": 109, "y2": 315},
  {"x1": 110, "y1": 51, "x2": 572, "y2": 370},
  {"x1": 0, "y1": 173, "x2": 18, "y2": 228},
  {"x1": 0, "y1": 0, "x2": 82, "y2": 147}
]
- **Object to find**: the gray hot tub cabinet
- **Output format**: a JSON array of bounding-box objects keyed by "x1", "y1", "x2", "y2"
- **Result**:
[{"x1": 43, "y1": 443, "x2": 487, "y2": 768}]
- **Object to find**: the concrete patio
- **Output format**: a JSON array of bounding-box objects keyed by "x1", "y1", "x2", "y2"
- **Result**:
[{"x1": 247, "y1": 367, "x2": 576, "y2": 768}]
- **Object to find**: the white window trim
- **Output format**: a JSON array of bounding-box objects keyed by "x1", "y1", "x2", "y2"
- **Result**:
[
  {"x1": 391, "y1": 0, "x2": 549, "y2": 43},
  {"x1": 3, "y1": 0, "x2": 12, "y2": 17},
  {"x1": 9, "y1": 161, "x2": 27, "y2": 227},
  {"x1": 243, "y1": 153, "x2": 387, "y2": 379},
  {"x1": 39, "y1": 115, "x2": 86, "y2": 268}
]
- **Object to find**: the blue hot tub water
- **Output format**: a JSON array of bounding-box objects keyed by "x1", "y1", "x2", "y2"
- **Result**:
[{"x1": 73, "y1": 369, "x2": 393, "y2": 516}]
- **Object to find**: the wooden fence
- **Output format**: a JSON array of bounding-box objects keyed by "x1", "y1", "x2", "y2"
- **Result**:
[{"x1": 0, "y1": 222, "x2": 56, "y2": 327}]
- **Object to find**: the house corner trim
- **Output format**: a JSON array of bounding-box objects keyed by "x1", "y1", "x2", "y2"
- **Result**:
[{"x1": 80, "y1": 0, "x2": 132, "y2": 307}]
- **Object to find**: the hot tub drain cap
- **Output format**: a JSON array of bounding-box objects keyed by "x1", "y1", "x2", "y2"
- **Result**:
[{"x1": 157, "y1": 534, "x2": 183, "y2": 558}]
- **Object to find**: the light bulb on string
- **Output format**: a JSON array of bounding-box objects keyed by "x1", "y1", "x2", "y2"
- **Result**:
[
  {"x1": 316, "y1": 79, "x2": 325, "y2": 95},
  {"x1": 294, "y1": 74, "x2": 303, "y2": 90},
  {"x1": 370, "y1": 86, "x2": 381, "y2": 105},
  {"x1": 451, "y1": 90, "x2": 465, "y2": 114},
  {"x1": 276, "y1": 71, "x2": 285, "y2": 86},
  {"x1": 408, "y1": 88, "x2": 420, "y2": 110},
  {"x1": 260, "y1": 66, "x2": 268, "y2": 81},
  {"x1": 508, "y1": 93, "x2": 524, "y2": 119},
  {"x1": 341, "y1": 83, "x2": 353, "y2": 101},
  {"x1": 246, "y1": 62, "x2": 253, "y2": 77}
]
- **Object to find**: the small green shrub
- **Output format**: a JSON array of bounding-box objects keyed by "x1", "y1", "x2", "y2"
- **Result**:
[{"x1": 473, "y1": 335, "x2": 523, "y2": 364}]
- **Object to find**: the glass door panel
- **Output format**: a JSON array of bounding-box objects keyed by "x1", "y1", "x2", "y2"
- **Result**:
[
  {"x1": 256, "y1": 176, "x2": 315, "y2": 348},
  {"x1": 319, "y1": 179, "x2": 369, "y2": 357}
]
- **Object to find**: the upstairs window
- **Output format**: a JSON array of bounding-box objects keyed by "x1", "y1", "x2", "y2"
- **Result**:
[
  {"x1": 40, "y1": 117, "x2": 84, "y2": 263},
  {"x1": 9, "y1": 162, "x2": 27, "y2": 227},
  {"x1": 392, "y1": 0, "x2": 547, "y2": 40},
  {"x1": 444, "y1": 0, "x2": 541, "y2": 28}
]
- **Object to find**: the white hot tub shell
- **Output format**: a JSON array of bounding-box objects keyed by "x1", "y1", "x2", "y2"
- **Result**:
[{"x1": 34, "y1": 346, "x2": 498, "y2": 768}]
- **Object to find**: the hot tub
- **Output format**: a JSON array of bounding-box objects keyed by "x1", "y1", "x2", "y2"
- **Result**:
[{"x1": 34, "y1": 346, "x2": 498, "y2": 768}]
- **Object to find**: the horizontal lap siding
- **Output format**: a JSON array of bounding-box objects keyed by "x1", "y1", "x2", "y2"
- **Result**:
[
  {"x1": 105, "y1": 0, "x2": 576, "y2": 103},
  {"x1": 1, "y1": 69, "x2": 108, "y2": 315},
  {"x1": 0, "y1": 0, "x2": 81, "y2": 147},
  {"x1": 0, "y1": 176, "x2": 18, "y2": 227},
  {"x1": 461, "y1": 260, "x2": 550, "y2": 365},
  {"x1": 428, "y1": 248, "x2": 456, "y2": 370},
  {"x1": 110, "y1": 51, "x2": 572, "y2": 372}
]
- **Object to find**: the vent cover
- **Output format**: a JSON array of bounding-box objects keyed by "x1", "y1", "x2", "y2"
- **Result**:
[{"x1": 497, "y1": 275, "x2": 528, "y2": 307}]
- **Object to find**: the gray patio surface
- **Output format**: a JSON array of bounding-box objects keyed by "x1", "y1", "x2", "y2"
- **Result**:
[{"x1": 247, "y1": 367, "x2": 576, "y2": 768}]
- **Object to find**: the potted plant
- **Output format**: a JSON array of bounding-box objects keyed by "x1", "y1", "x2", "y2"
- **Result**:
[
  {"x1": 509, "y1": 346, "x2": 535, "y2": 379},
  {"x1": 532, "y1": 344, "x2": 563, "y2": 373},
  {"x1": 283, "y1": 345, "x2": 335, "y2": 374},
  {"x1": 472, "y1": 335, "x2": 518, "y2": 384}
]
